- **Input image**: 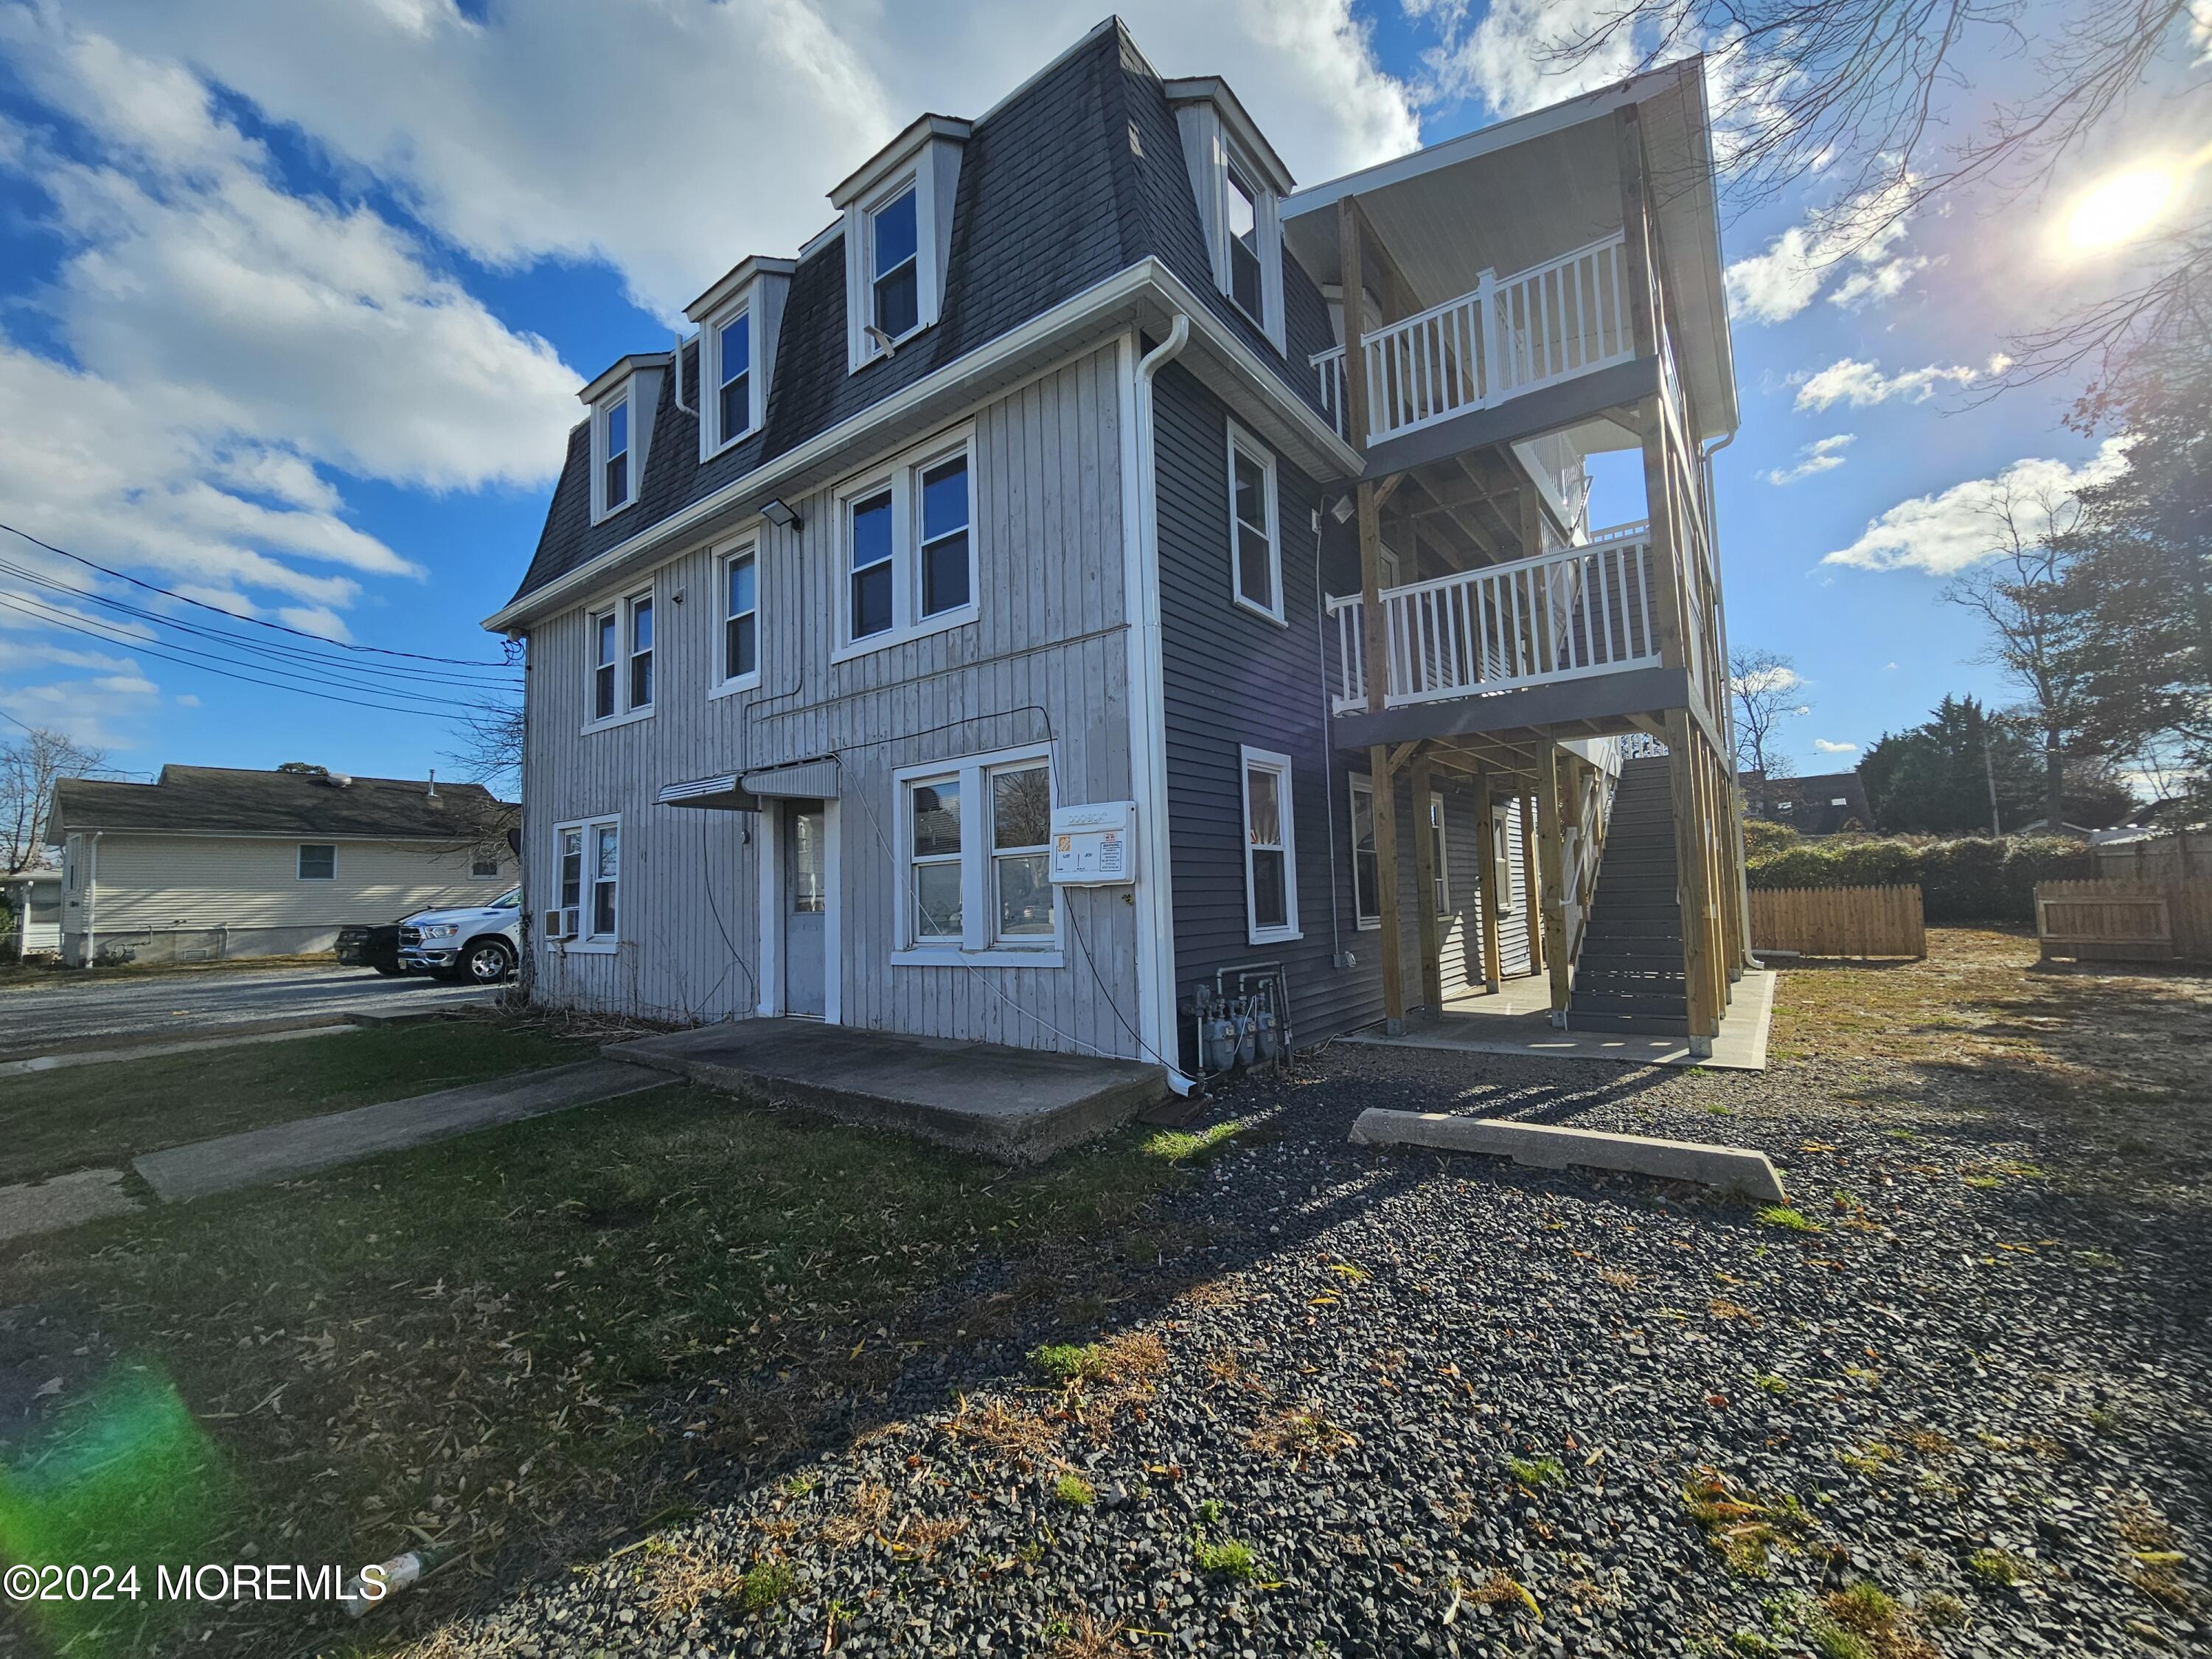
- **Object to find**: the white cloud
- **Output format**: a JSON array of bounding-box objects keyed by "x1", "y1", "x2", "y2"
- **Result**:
[
  {"x1": 1404, "y1": 0, "x2": 1644, "y2": 119},
  {"x1": 0, "y1": 670, "x2": 161, "y2": 749},
  {"x1": 1812, "y1": 738, "x2": 1858, "y2": 755},
  {"x1": 1766, "y1": 433, "x2": 1854, "y2": 485},
  {"x1": 1792, "y1": 354, "x2": 2012, "y2": 411},
  {"x1": 49, "y1": 0, "x2": 1419, "y2": 321},
  {"x1": 1824, "y1": 439, "x2": 2132, "y2": 576},
  {"x1": 1725, "y1": 182, "x2": 1921, "y2": 324},
  {"x1": 174, "y1": 693, "x2": 200, "y2": 707},
  {"x1": 1732, "y1": 663, "x2": 1805, "y2": 697}
]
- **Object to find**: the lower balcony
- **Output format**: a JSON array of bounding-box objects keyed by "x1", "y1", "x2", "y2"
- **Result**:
[{"x1": 1328, "y1": 521, "x2": 1662, "y2": 719}]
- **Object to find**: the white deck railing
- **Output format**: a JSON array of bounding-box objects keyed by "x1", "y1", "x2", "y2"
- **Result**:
[
  {"x1": 1313, "y1": 233, "x2": 1636, "y2": 447},
  {"x1": 1327, "y1": 526, "x2": 1660, "y2": 714}
]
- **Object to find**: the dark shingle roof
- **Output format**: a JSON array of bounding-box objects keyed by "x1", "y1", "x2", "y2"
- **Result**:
[
  {"x1": 1741, "y1": 770, "x2": 1877, "y2": 837},
  {"x1": 48, "y1": 766, "x2": 512, "y2": 843},
  {"x1": 505, "y1": 19, "x2": 1337, "y2": 610}
]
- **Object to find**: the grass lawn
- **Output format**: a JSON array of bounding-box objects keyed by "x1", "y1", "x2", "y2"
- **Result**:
[
  {"x1": 0, "y1": 1069, "x2": 1226, "y2": 1656},
  {"x1": 0, "y1": 1018, "x2": 597, "y2": 1186}
]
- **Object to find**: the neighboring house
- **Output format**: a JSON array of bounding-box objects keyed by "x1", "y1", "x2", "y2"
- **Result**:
[
  {"x1": 3, "y1": 868, "x2": 61, "y2": 959},
  {"x1": 1741, "y1": 771, "x2": 1876, "y2": 838},
  {"x1": 488, "y1": 19, "x2": 1750, "y2": 1065},
  {"x1": 46, "y1": 765, "x2": 517, "y2": 966}
]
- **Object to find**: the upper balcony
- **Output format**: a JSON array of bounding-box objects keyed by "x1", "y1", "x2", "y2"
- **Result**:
[
  {"x1": 1281, "y1": 57, "x2": 1736, "y2": 474},
  {"x1": 1312, "y1": 233, "x2": 1636, "y2": 449}
]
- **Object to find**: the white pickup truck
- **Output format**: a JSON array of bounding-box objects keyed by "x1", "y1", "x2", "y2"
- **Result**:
[{"x1": 397, "y1": 886, "x2": 523, "y2": 983}]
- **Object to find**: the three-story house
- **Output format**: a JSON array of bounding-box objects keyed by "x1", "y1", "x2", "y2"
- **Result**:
[{"x1": 486, "y1": 17, "x2": 1753, "y2": 1083}]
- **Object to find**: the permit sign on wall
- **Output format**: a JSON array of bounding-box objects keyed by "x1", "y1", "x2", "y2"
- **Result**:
[{"x1": 1050, "y1": 801, "x2": 1135, "y2": 886}]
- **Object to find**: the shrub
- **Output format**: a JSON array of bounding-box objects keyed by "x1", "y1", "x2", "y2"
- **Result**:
[
  {"x1": 1745, "y1": 833, "x2": 2092, "y2": 923},
  {"x1": 1742, "y1": 818, "x2": 1802, "y2": 858}
]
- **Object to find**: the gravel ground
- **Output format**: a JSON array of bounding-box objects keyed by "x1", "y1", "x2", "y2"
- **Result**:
[{"x1": 400, "y1": 946, "x2": 2212, "y2": 1659}]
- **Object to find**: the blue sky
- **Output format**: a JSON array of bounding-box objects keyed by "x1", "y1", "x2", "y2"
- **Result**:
[{"x1": 0, "y1": 0, "x2": 2186, "y2": 787}]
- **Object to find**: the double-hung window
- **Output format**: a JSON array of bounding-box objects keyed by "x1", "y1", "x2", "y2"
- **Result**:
[
  {"x1": 298, "y1": 844, "x2": 335, "y2": 881},
  {"x1": 1427, "y1": 792, "x2": 1451, "y2": 917},
  {"x1": 714, "y1": 309, "x2": 752, "y2": 446},
  {"x1": 869, "y1": 184, "x2": 920, "y2": 344},
  {"x1": 1240, "y1": 746, "x2": 1298, "y2": 944},
  {"x1": 471, "y1": 850, "x2": 501, "y2": 878},
  {"x1": 554, "y1": 815, "x2": 621, "y2": 950},
  {"x1": 719, "y1": 541, "x2": 759, "y2": 689},
  {"x1": 1227, "y1": 424, "x2": 1281, "y2": 622},
  {"x1": 838, "y1": 433, "x2": 975, "y2": 656},
  {"x1": 586, "y1": 588, "x2": 653, "y2": 726},
  {"x1": 1226, "y1": 161, "x2": 1265, "y2": 322},
  {"x1": 628, "y1": 594, "x2": 653, "y2": 709},
  {"x1": 1349, "y1": 778, "x2": 1380, "y2": 928},
  {"x1": 602, "y1": 395, "x2": 630, "y2": 512},
  {"x1": 894, "y1": 745, "x2": 1059, "y2": 963}
]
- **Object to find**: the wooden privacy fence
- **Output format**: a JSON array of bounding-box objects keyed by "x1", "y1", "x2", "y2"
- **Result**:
[
  {"x1": 1749, "y1": 886, "x2": 1924, "y2": 959},
  {"x1": 2036, "y1": 879, "x2": 2212, "y2": 963}
]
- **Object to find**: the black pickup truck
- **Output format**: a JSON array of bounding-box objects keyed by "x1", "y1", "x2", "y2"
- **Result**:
[{"x1": 335, "y1": 922, "x2": 405, "y2": 975}]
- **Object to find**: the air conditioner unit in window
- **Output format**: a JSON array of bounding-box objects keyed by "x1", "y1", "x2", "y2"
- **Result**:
[{"x1": 543, "y1": 908, "x2": 577, "y2": 941}]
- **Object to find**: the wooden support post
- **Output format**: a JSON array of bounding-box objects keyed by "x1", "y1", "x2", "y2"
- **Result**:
[
  {"x1": 1520, "y1": 485, "x2": 1545, "y2": 558},
  {"x1": 1520, "y1": 791, "x2": 1543, "y2": 973},
  {"x1": 1536, "y1": 742, "x2": 1572, "y2": 1023},
  {"x1": 1665, "y1": 710, "x2": 1719, "y2": 1051},
  {"x1": 1410, "y1": 752, "x2": 1443, "y2": 1012},
  {"x1": 1371, "y1": 745, "x2": 1406, "y2": 1029},
  {"x1": 1474, "y1": 773, "x2": 1503, "y2": 992}
]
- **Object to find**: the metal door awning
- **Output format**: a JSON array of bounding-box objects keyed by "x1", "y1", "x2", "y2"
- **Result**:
[{"x1": 655, "y1": 758, "x2": 841, "y2": 813}]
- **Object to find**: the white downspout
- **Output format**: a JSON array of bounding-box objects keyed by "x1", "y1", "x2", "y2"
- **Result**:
[{"x1": 1124, "y1": 315, "x2": 1196, "y2": 1096}]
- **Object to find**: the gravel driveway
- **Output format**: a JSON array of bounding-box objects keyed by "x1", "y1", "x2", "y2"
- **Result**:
[
  {"x1": 0, "y1": 963, "x2": 494, "y2": 1057},
  {"x1": 394, "y1": 938, "x2": 2211, "y2": 1659}
]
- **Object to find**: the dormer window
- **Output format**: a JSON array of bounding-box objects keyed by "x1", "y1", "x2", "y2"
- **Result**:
[
  {"x1": 1226, "y1": 161, "x2": 1264, "y2": 322},
  {"x1": 1166, "y1": 80, "x2": 1292, "y2": 353},
  {"x1": 869, "y1": 184, "x2": 920, "y2": 341},
  {"x1": 685, "y1": 257, "x2": 792, "y2": 462},
  {"x1": 602, "y1": 395, "x2": 630, "y2": 510},
  {"x1": 715, "y1": 311, "x2": 751, "y2": 444},
  {"x1": 832, "y1": 115, "x2": 969, "y2": 373}
]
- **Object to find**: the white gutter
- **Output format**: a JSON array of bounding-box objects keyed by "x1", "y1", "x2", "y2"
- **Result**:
[
  {"x1": 485, "y1": 258, "x2": 1361, "y2": 635},
  {"x1": 1121, "y1": 316, "x2": 1197, "y2": 1097}
]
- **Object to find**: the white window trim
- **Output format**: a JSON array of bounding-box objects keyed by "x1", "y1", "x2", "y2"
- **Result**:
[
  {"x1": 709, "y1": 536, "x2": 762, "y2": 698},
  {"x1": 554, "y1": 813, "x2": 622, "y2": 955},
  {"x1": 1239, "y1": 744, "x2": 1301, "y2": 945},
  {"x1": 831, "y1": 427, "x2": 978, "y2": 664},
  {"x1": 297, "y1": 843, "x2": 336, "y2": 882},
  {"x1": 889, "y1": 740, "x2": 1065, "y2": 967},
  {"x1": 1225, "y1": 420, "x2": 1284, "y2": 625},
  {"x1": 1429, "y1": 790, "x2": 1452, "y2": 919},
  {"x1": 1349, "y1": 775, "x2": 1380, "y2": 932},
  {"x1": 591, "y1": 389, "x2": 636, "y2": 524},
  {"x1": 582, "y1": 585, "x2": 657, "y2": 733},
  {"x1": 701, "y1": 299, "x2": 758, "y2": 456},
  {"x1": 847, "y1": 169, "x2": 941, "y2": 372}
]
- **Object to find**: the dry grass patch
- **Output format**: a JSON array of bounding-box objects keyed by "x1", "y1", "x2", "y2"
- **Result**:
[
  {"x1": 1683, "y1": 1467, "x2": 1816, "y2": 1576},
  {"x1": 945, "y1": 1396, "x2": 1062, "y2": 1468},
  {"x1": 888, "y1": 1513, "x2": 970, "y2": 1562},
  {"x1": 818, "y1": 1483, "x2": 894, "y2": 1548},
  {"x1": 1045, "y1": 1610, "x2": 1138, "y2": 1658},
  {"x1": 1248, "y1": 1403, "x2": 1359, "y2": 1461}
]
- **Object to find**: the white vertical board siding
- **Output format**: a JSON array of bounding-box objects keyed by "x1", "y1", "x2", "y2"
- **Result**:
[
  {"x1": 524, "y1": 347, "x2": 1144, "y2": 1056},
  {"x1": 68, "y1": 833, "x2": 513, "y2": 933}
]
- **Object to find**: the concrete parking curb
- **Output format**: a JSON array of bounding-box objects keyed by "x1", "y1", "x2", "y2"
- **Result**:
[{"x1": 1348, "y1": 1109, "x2": 1788, "y2": 1203}]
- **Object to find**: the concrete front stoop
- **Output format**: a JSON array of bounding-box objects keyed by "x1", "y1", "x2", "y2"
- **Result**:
[{"x1": 604, "y1": 1020, "x2": 1171, "y2": 1164}]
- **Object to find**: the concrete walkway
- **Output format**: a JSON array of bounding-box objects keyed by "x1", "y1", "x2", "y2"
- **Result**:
[
  {"x1": 1347, "y1": 968, "x2": 1775, "y2": 1071},
  {"x1": 0, "y1": 1168, "x2": 139, "y2": 1242},
  {"x1": 132, "y1": 1060, "x2": 664, "y2": 1203},
  {"x1": 607, "y1": 1020, "x2": 1169, "y2": 1162}
]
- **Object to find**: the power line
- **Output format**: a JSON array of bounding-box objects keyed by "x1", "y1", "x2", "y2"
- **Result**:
[
  {"x1": 0, "y1": 593, "x2": 512, "y2": 725},
  {"x1": 0, "y1": 520, "x2": 521, "y2": 669},
  {"x1": 0, "y1": 557, "x2": 521, "y2": 694}
]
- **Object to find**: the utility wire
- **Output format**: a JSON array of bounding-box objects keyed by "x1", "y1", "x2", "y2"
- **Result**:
[
  {"x1": 0, "y1": 557, "x2": 521, "y2": 694},
  {"x1": 0, "y1": 519, "x2": 521, "y2": 668},
  {"x1": 0, "y1": 594, "x2": 510, "y2": 725}
]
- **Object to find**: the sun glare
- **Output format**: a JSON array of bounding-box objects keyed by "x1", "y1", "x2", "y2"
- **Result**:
[{"x1": 2064, "y1": 167, "x2": 2177, "y2": 251}]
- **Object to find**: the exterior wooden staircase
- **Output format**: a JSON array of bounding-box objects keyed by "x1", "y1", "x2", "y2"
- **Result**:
[{"x1": 1567, "y1": 756, "x2": 1689, "y2": 1036}]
